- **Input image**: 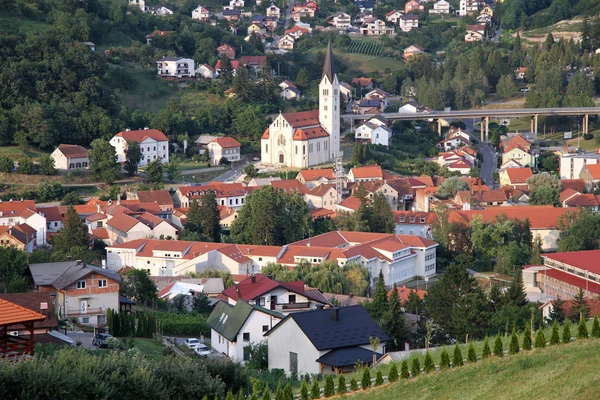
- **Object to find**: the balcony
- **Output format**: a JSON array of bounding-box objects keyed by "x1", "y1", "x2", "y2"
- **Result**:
[
  {"x1": 65, "y1": 308, "x2": 104, "y2": 316},
  {"x1": 272, "y1": 302, "x2": 311, "y2": 311}
]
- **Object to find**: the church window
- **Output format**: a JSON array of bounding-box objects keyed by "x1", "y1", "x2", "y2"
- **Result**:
[
  {"x1": 324, "y1": 106, "x2": 327, "y2": 111},
  {"x1": 325, "y1": 142, "x2": 328, "y2": 151},
  {"x1": 265, "y1": 144, "x2": 268, "y2": 153},
  {"x1": 323, "y1": 89, "x2": 329, "y2": 96},
  {"x1": 334, "y1": 89, "x2": 338, "y2": 96},
  {"x1": 295, "y1": 145, "x2": 298, "y2": 155},
  {"x1": 303, "y1": 145, "x2": 306, "y2": 155}
]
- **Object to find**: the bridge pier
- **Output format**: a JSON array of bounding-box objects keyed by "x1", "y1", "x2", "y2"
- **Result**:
[
  {"x1": 481, "y1": 117, "x2": 489, "y2": 142},
  {"x1": 534, "y1": 115, "x2": 538, "y2": 135},
  {"x1": 437, "y1": 119, "x2": 442, "y2": 136},
  {"x1": 583, "y1": 114, "x2": 589, "y2": 134}
]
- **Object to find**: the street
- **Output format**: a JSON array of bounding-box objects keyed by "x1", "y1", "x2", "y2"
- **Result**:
[
  {"x1": 478, "y1": 142, "x2": 496, "y2": 187},
  {"x1": 283, "y1": 0, "x2": 295, "y2": 29}
]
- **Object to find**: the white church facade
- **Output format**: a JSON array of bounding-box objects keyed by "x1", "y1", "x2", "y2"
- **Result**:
[{"x1": 261, "y1": 41, "x2": 340, "y2": 168}]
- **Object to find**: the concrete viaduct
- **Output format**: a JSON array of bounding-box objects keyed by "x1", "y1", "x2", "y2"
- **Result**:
[{"x1": 343, "y1": 107, "x2": 600, "y2": 141}]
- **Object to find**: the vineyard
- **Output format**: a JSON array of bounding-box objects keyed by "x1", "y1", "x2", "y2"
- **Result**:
[{"x1": 346, "y1": 40, "x2": 384, "y2": 57}]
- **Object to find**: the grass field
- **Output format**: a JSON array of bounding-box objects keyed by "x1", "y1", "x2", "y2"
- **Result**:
[
  {"x1": 0, "y1": 146, "x2": 49, "y2": 160},
  {"x1": 0, "y1": 11, "x2": 48, "y2": 34},
  {"x1": 131, "y1": 338, "x2": 164, "y2": 360},
  {"x1": 343, "y1": 338, "x2": 600, "y2": 400},
  {"x1": 117, "y1": 65, "x2": 180, "y2": 113},
  {"x1": 307, "y1": 48, "x2": 403, "y2": 74}
]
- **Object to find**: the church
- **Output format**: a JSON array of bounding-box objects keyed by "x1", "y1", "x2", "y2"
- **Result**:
[{"x1": 261, "y1": 41, "x2": 340, "y2": 168}]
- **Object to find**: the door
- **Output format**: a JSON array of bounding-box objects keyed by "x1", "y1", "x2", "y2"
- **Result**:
[
  {"x1": 290, "y1": 352, "x2": 298, "y2": 376},
  {"x1": 270, "y1": 295, "x2": 277, "y2": 310},
  {"x1": 279, "y1": 153, "x2": 284, "y2": 164},
  {"x1": 80, "y1": 301, "x2": 87, "y2": 314}
]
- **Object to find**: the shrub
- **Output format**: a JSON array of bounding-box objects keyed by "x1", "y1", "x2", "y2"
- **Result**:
[
  {"x1": 509, "y1": 328, "x2": 520, "y2": 354},
  {"x1": 534, "y1": 329, "x2": 546, "y2": 348},
  {"x1": 361, "y1": 368, "x2": 371, "y2": 390},
  {"x1": 550, "y1": 321, "x2": 560, "y2": 345},
  {"x1": 400, "y1": 360, "x2": 409, "y2": 379},
  {"x1": 310, "y1": 379, "x2": 319, "y2": 399},
  {"x1": 439, "y1": 348, "x2": 451, "y2": 369},
  {"x1": 583, "y1": 133, "x2": 594, "y2": 140},
  {"x1": 336, "y1": 375, "x2": 346, "y2": 395},
  {"x1": 323, "y1": 375, "x2": 334, "y2": 397},
  {"x1": 410, "y1": 358, "x2": 420, "y2": 377},
  {"x1": 452, "y1": 345, "x2": 463, "y2": 367},
  {"x1": 467, "y1": 343, "x2": 477, "y2": 363},
  {"x1": 387, "y1": 363, "x2": 399, "y2": 382},
  {"x1": 562, "y1": 320, "x2": 571, "y2": 344},
  {"x1": 299, "y1": 380, "x2": 309, "y2": 400},
  {"x1": 374, "y1": 370, "x2": 383, "y2": 386},
  {"x1": 482, "y1": 337, "x2": 491, "y2": 359},
  {"x1": 423, "y1": 351, "x2": 435, "y2": 373},
  {"x1": 578, "y1": 316, "x2": 588, "y2": 339},
  {"x1": 263, "y1": 387, "x2": 272, "y2": 400},
  {"x1": 283, "y1": 384, "x2": 293, "y2": 400},
  {"x1": 350, "y1": 378, "x2": 359, "y2": 391},
  {"x1": 522, "y1": 323, "x2": 532, "y2": 350},
  {"x1": 591, "y1": 316, "x2": 600, "y2": 338}
]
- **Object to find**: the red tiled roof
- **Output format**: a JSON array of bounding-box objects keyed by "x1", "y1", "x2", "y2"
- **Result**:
[
  {"x1": 350, "y1": 165, "x2": 384, "y2": 179},
  {"x1": 505, "y1": 167, "x2": 533, "y2": 184},
  {"x1": 270, "y1": 180, "x2": 310, "y2": 195},
  {"x1": 38, "y1": 206, "x2": 63, "y2": 222},
  {"x1": 285, "y1": 25, "x2": 309, "y2": 34},
  {"x1": 310, "y1": 208, "x2": 335, "y2": 219},
  {"x1": 565, "y1": 193, "x2": 600, "y2": 207},
  {"x1": 542, "y1": 268, "x2": 600, "y2": 295},
  {"x1": 222, "y1": 273, "x2": 319, "y2": 302},
  {"x1": 282, "y1": 110, "x2": 320, "y2": 128},
  {"x1": 57, "y1": 144, "x2": 88, "y2": 158},
  {"x1": 448, "y1": 159, "x2": 473, "y2": 169},
  {"x1": 106, "y1": 213, "x2": 142, "y2": 233},
  {"x1": 338, "y1": 196, "x2": 362, "y2": 211},
  {"x1": 560, "y1": 188, "x2": 580, "y2": 203},
  {"x1": 293, "y1": 127, "x2": 329, "y2": 141},
  {"x1": 178, "y1": 182, "x2": 247, "y2": 199},
  {"x1": 261, "y1": 127, "x2": 270, "y2": 139},
  {"x1": 210, "y1": 136, "x2": 241, "y2": 148},
  {"x1": 91, "y1": 228, "x2": 109, "y2": 240},
  {"x1": 215, "y1": 59, "x2": 240, "y2": 70},
  {"x1": 561, "y1": 179, "x2": 585, "y2": 192},
  {"x1": 393, "y1": 211, "x2": 435, "y2": 224},
  {"x1": 115, "y1": 129, "x2": 168, "y2": 143},
  {"x1": 581, "y1": 164, "x2": 600, "y2": 179},
  {"x1": 298, "y1": 168, "x2": 335, "y2": 181},
  {"x1": 136, "y1": 190, "x2": 174, "y2": 206},
  {"x1": 387, "y1": 285, "x2": 427, "y2": 303},
  {"x1": 307, "y1": 184, "x2": 335, "y2": 197},
  {"x1": 0, "y1": 298, "x2": 46, "y2": 326},
  {"x1": 0, "y1": 200, "x2": 37, "y2": 217},
  {"x1": 241, "y1": 55, "x2": 267, "y2": 65},
  {"x1": 137, "y1": 212, "x2": 164, "y2": 228},
  {"x1": 448, "y1": 206, "x2": 570, "y2": 230},
  {"x1": 503, "y1": 135, "x2": 531, "y2": 150},
  {"x1": 352, "y1": 78, "x2": 373, "y2": 86}
]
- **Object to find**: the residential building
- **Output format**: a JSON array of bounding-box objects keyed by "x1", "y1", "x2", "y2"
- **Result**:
[
  {"x1": 266, "y1": 4, "x2": 281, "y2": 18},
  {"x1": 403, "y1": 44, "x2": 425, "y2": 60},
  {"x1": 515, "y1": 67, "x2": 527, "y2": 80},
  {"x1": 431, "y1": 0, "x2": 451, "y2": 14},
  {"x1": 305, "y1": 184, "x2": 338, "y2": 210},
  {"x1": 502, "y1": 141, "x2": 534, "y2": 166},
  {"x1": 192, "y1": 6, "x2": 210, "y2": 20},
  {"x1": 280, "y1": 81, "x2": 301, "y2": 100},
  {"x1": 284, "y1": 25, "x2": 310, "y2": 39},
  {"x1": 208, "y1": 300, "x2": 284, "y2": 362},
  {"x1": 560, "y1": 151, "x2": 600, "y2": 180},
  {"x1": 109, "y1": 128, "x2": 169, "y2": 167},
  {"x1": 499, "y1": 167, "x2": 533, "y2": 188},
  {"x1": 196, "y1": 63, "x2": 217, "y2": 79},
  {"x1": 277, "y1": 34, "x2": 296, "y2": 50},
  {"x1": 222, "y1": 9, "x2": 241, "y2": 21},
  {"x1": 229, "y1": 0, "x2": 244, "y2": 7},
  {"x1": 261, "y1": 42, "x2": 339, "y2": 168},
  {"x1": 155, "y1": 56, "x2": 194, "y2": 78},
  {"x1": 563, "y1": 193, "x2": 600, "y2": 212},
  {"x1": 0, "y1": 298, "x2": 50, "y2": 357},
  {"x1": 247, "y1": 23, "x2": 266, "y2": 35},
  {"x1": 129, "y1": 0, "x2": 146, "y2": 12},
  {"x1": 106, "y1": 212, "x2": 151, "y2": 244},
  {"x1": 147, "y1": 5, "x2": 173, "y2": 16},
  {"x1": 29, "y1": 260, "x2": 121, "y2": 326},
  {"x1": 50, "y1": 144, "x2": 89, "y2": 170},
  {"x1": 241, "y1": 55, "x2": 267, "y2": 70},
  {"x1": 347, "y1": 165, "x2": 385, "y2": 182},
  {"x1": 354, "y1": 122, "x2": 393, "y2": 147},
  {"x1": 579, "y1": 164, "x2": 600, "y2": 192},
  {"x1": 437, "y1": 135, "x2": 472, "y2": 150},
  {"x1": 208, "y1": 136, "x2": 241, "y2": 165},
  {"x1": 465, "y1": 24, "x2": 486, "y2": 42},
  {"x1": 385, "y1": 10, "x2": 403, "y2": 24},
  {"x1": 175, "y1": 182, "x2": 248, "y2": 209},
  {"x1": 0, "y1": 224, "x2": 36, "y2": 253},
  {"x1": 296, "y1": 168, "x2": 336, "y2": 188},
  {"x1": 351, "y1": 77, "x2": 374, "y2": 90},
  {"x1": 399, "y1": 14, "x2": 419, "y2": 32},
  {"x1": 360, "y1": 19, "x2": 395, "y2": 36},
  {"x1": 265, "y1": 306, "x2": 389, "y2": 374},
  {"x1": 404, "y1": 0, "x2": 424, "y2": 13},
  {"x1": 329, "y1": 12, "x2": 351, "y2": 28},
  {"x1": 292, "y1": 2, "x2": 317, "y2": 21},
  {"x1": 0, "y1": 200, "x2": 46, "y2": 247},
  {"x1": 394, "y1": 211, "x2": 435, "y2": 238},
  {"x1": 352, "y1": 178, "x2": 414, "y2": 211},
  {"x1": 459, "y1": 0, "x2": 478, "y2": 16},
  {"x1": 217, "y1": 43, "x2": 236, "y2": 59},
  {"x1": 145, "y1": 30, "x2": 173, "y2": 45}
]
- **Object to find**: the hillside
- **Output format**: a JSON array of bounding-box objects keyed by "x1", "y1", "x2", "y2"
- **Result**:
[{"x1": 345, "y1": 340, "x2": 600, "y2": 400}]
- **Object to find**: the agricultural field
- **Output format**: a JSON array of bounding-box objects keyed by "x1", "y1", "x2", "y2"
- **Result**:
[{"x1": 346, "y1": 40, "x2": 384, "y2": 57}]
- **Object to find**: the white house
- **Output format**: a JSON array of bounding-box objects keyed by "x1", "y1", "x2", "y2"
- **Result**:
[
  {"x1": 304, "y1": 184, "x2": 338, "y2": 210},
  {"x1": 347, "y1": 165, "x2": 385, "y2": 182},
  {"x1": 330, "y1": 12, "x2": 352, "y2": 28},
  {"x1": 156, "y1": 56, "x2": 195, "y2": 78},
  {"x1": 196, "y1": 63, "x2": 217, "y2": 79},
  {"x1": 147, "y1": 5, "x2": 174, "y2": 16},
  {"x1": 208, "y1": 300, "x2": 284, "y2": 362},
  {"x1": 361, "y1": 19, "x2": 396, "y2": 36},
  {"x1": 192, "y1": 6, "x2": 210, "y2": 20},
  {"x1": 459, "y1": 0, "x2": 478, "y2": 16},
  {"x1": 229, "y1": 0, "x2": 244, "y2": 7},
  {"x1": 265, "y1": 306, "x2": 389, "y2": 374},
  {"x1": 279, "y1": 81, "x2": 301, "y2": 100},
  {"x1": 560, "y1": 152, "x2": 600, "y2": 180},
  {"x1": 109, "y1": 128, "x2": 169, "y2": 167},
  {"x1": 385, "y1": 10, "x2": 403, "y2": 24},
  {"x1": 207, "y1": 136, "x2": 241, "y2": 165},
  {"x1": 465, "y1": 24, "x2": 485, "y2": 42},
  {"x1": 0, "y1": 200, "x2": 47, "y2": 247},
  {"x1": 399, "y1": 14, "x2": 419, "y2": 32},
  {"x1": 50, "y1": 144, "x2": 89, "y2": 170},
  {"x1": 106, "y1": 213, "x2": 152, "y2": 245},
  {"x1": 175, "y1": 182, "x2": 248, "y2": 209},
  {"x1": 431, "y1": 0, "x2": 451, "y2": 14},
  {"x1": 266, "y1": 4, "x2": 281, "y2": 18},
  {"x1": 354, "y1": 122, "x2": 392, "y2": 147},
  {"x1": 129, "y1": 0, "x2": 146, "y2": 11},
  {"x1": 394, "y1": 211, "x2": 435, "y2": 238}
]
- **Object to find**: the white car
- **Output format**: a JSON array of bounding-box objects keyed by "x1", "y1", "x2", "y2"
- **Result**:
[
  {"x1": 194, "y1": 344, "x2": 211, "y2": 356},
  {"x1": 184, "y1": 338, "x2": 200, "y2": 350},
  {"x1": 252, "y1": 157, "x2": 260, "y2": 161}
]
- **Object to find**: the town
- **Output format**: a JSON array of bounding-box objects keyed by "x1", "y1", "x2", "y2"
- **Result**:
[{"x1": 2, "y1": 0, "x2": 600, "y2": 397}]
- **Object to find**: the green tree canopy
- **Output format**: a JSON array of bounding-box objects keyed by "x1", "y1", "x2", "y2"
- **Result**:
[{"x1": 89, "y1": 139, "x2": 119, "y2": 184}]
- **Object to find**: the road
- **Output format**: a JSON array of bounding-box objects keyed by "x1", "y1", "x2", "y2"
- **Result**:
[
  {"x1": 283, "y1": 0, "x2": 295, "y2": 29},
  {"x1": 478, "y1": 142, "x2": 496, "y2": 188}
]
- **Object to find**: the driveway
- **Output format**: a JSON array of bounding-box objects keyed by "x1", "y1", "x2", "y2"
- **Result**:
[{"x1": 67, "y1": 332, "x2": 96, "y2": 350}]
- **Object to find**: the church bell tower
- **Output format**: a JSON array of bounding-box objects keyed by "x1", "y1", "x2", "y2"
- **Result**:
[{"x1": 319, "y1": 40, "x2": 340, "y2": 160}]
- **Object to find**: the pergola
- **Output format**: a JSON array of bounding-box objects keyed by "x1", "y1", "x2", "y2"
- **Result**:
[{"x1": 0, "y1": 298, "x2": 46, "y2": 359}]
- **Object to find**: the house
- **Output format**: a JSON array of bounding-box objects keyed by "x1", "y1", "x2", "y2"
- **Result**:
[
  {"x1": 387, "y1": 285, "x2": 427, "y2": 304},
  {"x1": 296, "y1": 168, "x2": 336, "y2": 188},
  {"x1": 145, "y1": 30, "x2": 173, "y2": 45},
  {"x1": 208, "y1": 300, "x2": 284, "y2": 362},
  {"x1": 292, "y1": 2, "x2": 317, "y2": 21},
  {"x1": 560, "y1": 151, "x2": 600, "y2": 180},
  {"x1": 352, "y1": 77, "x2": 374, "y2": 90},
  {"x1": 305, "y1": 184, "x2": 338, "y2": 210},
  {"x1": 352, "y1": 179, "x2": 414, "y2": 211},
  {"x1": 431, "y1": 0, "x2": 451, "y2": 14},
  {"x1": 247, "y1": 23, "x2": 266, "y2": 35},
  {"x1": 229, "y1": 0, "x2": 244, "y2": 7},
  {"x1": 515, "y1": 67, "x2": 528, "y2": 80},
  {"x1": 479, "y1": 5, "x2": 494, "y2": 17},
  {"x1": 106, "y1": 212, "x2": 151, "y2": 244},
  {"x1": 399, "y1": 14, "x2": 419, "y2": 32},
  {"x1": 241, "y1": 55, "x2": 267, "y2": 70},
  {"x1": 365, "y1": 88, "x2": 389, "y2": 108},
  {"x1": 215, "y1": 59, "x2": 240, "y2": 75},
  {"x1": 196, "y1": 63, "x2": 217, "y2": 79},
  {"x1": 266, "y1": 4, "x2": 281, "y2": 18},
  {"x1": 156, "y1": 56, "x2": 195, "y2": 78},
  {"x1": 360, "y1": 19, "x2": 395, "y2": 36},
  {"x1": 265, "y1": 306, "x2": 389, "y2": 374},
  {"x1": 284, "y1": 25, "x2": 310, "y2": 39},
  {"x1": 192, "y1": 6, "x2": 210, "y2": 21},
  {"x1": 499, "y1": 167, "x2": 533, "y2": 188},
  {"x1": 109, "y1": 128, "x2": 169, "y2": 167},
  {"x1": 579, "y1": 164, "x2": 600, "y2": 192},
  {"x1": 465, "y1": 24, "x2": 486, "y2": 42},
  {"x1": 280, "y1": 81, "x2": 301, "y2": 100},
  {"x1": 394, "y1": 211, "x2": 435, "y2": 238},
  {"x1": 128, "y1": 0, "x2": 146, "y2": 12},
  {"x1": 404, "y1": 0, "x2": 424, "y2": 13},
  {"x1": 222, "y1": 9, "x2": 241, "y2": 21},
  {"x1": 540, "y1": 298, "x2": 600, "y2": 321},
  {"x1": 147, "y1": 5, "x2": 174, "y2": 16},
  {"x1": 436, "y1": 135, "x2": 472, "y2": 150},
  {"x1": 499, "y1": 158, "x2": 523, "y2": 172},
  {"x1": 459, "y1": 0, "x2": 478, "y2": 16},
  {"x1": 50, "y1": 144, "x2": 89, "y2": 170},
  {"x1": 29, "y1": 260, "x2": 122, "y2": 326},
  {"x1": 354, "y1": 99, "x2": 384, "y2": 114},
  {"x1": 0, "y1": 200, "x2": 47, "y2": 247},
  {"x1": 502, "y1": 145, "x2": 533, "y2": 167},
  {"x1": 454, "y1": 189, "x2": 508, "y2": 208},
  {"x1": 218, "y1": 43, "x2": 236, "y2": 59},
  {"x1": 347, "y1": 165, "x2": 385, "y2": 182},
  {"x1": 563, "y1": 193, "x2": 600, "y2": 211},
  {"x1": 0, "y1": 298, "x2": 49, "y2": 357},
  {"x1": 339, "y1": 82, "x2": 354, "y2": 101},
  {"x1": 355, "y1": 0, "x2": 374, "y2": 12},
  {"x1": 354, "y1": 122, "x2": 393, "y2": 147},
  {"x1": 277, "y1": 34, "x2": 296, "y2": 50},
  {"x1": 385, "y1": 10, "x2": 403, "y2": 24},
  {"x1": 208, "y1": 137, "x2": 241, "y2": 165},
  {"x1": 0, "y1": 224, "x2": 37, "y2": 252},
  {"x1": 175, "y1": 182, "x2": 248, "y2": 209},
  {"x1": 403, "y1": 44, "x2": 424, "y2": 60},
  {"x1": 329, "y1": 12, "x2": 352, "y2": 28},
  {"x1": 221, "y1": 273, "x2": 331, "y2": 313},
  {"x1": 131, "y1": 190, "x2": 174, "y2": 211}
]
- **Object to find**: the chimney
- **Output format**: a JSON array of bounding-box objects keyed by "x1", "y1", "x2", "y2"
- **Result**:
[
  {"x1": 251, "y1": 274, "x2": 256, "y2": 283},
  {"x1": 332, "y1": 307, "x2": 339, "y2": 321},
  {"x1": 126, "y1": 128, "x2": 131, "y2": 132}
]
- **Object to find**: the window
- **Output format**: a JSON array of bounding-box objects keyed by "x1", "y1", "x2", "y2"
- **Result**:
[
  {"x1": 82, "y1": 317, "x2": 90, "y2": 324},
  {"x1": 147, "y1": 261, "x2": 150, "y2": 264},
  {"x1": 295, "y1": 145, "x2": 298, "y2": 155},
  {"x1": 243, "y1": 346, "x2": 251, "y2": 361},
  {"x1": 257, "y1": 297, "x2": 265, "y2": 306},
  {"x1": 263, "y1": 325, "x2": 269, "y2": 332},
  {"x1": 243, "y1": 332, "x2": 250, "y2": 342},
  {"x1": 303, "y1": 145, "x2": 306, "y2": 155},
  {"x1": 97, "y1": 221, "x2": 103, "y2": 228},
  {"x1": 98, "y1": 279, "x2": 107, "y2": 288},
  {"x1": 290, "y1": 352, "x2": 298, "y2": 376},
  {"x1": 288, "y1": 294, "x2": 296, "y2": 303},
  {"x1": 265, "y1": 144, "x2": 269, "y2": 153},
  {"x1": 76, "y1": 280, "x2": 86, "y2": 289}
]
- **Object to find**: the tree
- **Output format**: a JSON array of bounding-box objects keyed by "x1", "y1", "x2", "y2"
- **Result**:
[
  {"x1": 262, "y1": 387, "x2": 272, "y2": 400},
  {"x1": 300, "y1": 380, "x2": 309, "y2": 400},
  {"x1": 592, "y1": 316, "x2": 600, "y2": 338},
  {"x1": 509, "y1": 327, "x2": 520, "y2": 354},
  {"x1": 38, "y1": 181, "x2": 64, "y2": 202},
  {"x1": 493, "y1": 334, "x2": 503, "y2": 357},
  {"x1": 522, "y1": 322, "x2": 532, "y2": 350},
  {"x1": 482, "y1": 337, "x2": 491, "y2": 359},
  {"x1": 122, "y1": 269, "x2": 158, "y2": 306},
  {"x1": 571, "y1": 288, "x2": 590, "y2": 321},
  {"x1": 323, "y1": 375, "x2": 334, "y2": 397},
  {"x1": 336, "y1": 375, "x2": 346, "y2": 395},
  {"x1": 467, "y1": 342, "x2": 477, "y2": 363},
  {"x1": 89, "y1": 139, "x2": 119, "y2": 184},
  {"x1": 388, "y1": 363, "x2": 399, "y2": 382},
  {"x1": 382, "y1": 283, "x2": 410, "y2": 351},
  {"x1": 166, "y1": 160, "x2": 182, "y2": 183},
  {"x1": 410, "y1": 357, "x2": 421, "y2": 377},
  {"x1": 439, "y1": 348, "x2": 451, "y2": 369},
  {"x1": 38, "y1": 154, "x2": 56, "y2": 175},
  {"x1": 370, "y1": 193, "x2": 395, "y2": 233},
  {"x1": 52, "y1": 206, "x2": 90, "y2": 255},
  {"x1": 527, "y1": 172, "x2": 560, "y2": 206},
  {"x1": 361, "y1": 368, "x2": 371, "y2": 390},
  {"x1": 550, "y1": 320, "x2": 560, "y2": 345},
  {"x1": 548, "y1": 298, "x2": 566, "y2": 324},
  {"x1": 452, "y1": 345, "x2": 463, "y2": 367},
  {"x1": 218, "y1": 56, "x2": 234, "y2": 83},
  {"x1": 124, "y1": 141, "x2": 141, "y2": 176},
  {"x1": 577, "y1": 315, "x2": 588, "y2": 339},
  {"x1": 400, "y1": 360, "x2": 410, "y2": 379},
  {"x1": 243, "y1": 164, "x2": 258, "y2": 178},
  {"x1": 350, "y1": 378, "x2": 359, "y2": 391},
  {"x1": 534, "y1": 329, "x2": 546, "y2": 348},
  {"x1": 296, "y1": 68, "x2": 311, "y2": 90},
  {"x1": 310, "y1": 379, "x2": 319, "y2": 399},
  {"x1": 0, "y1": 156, "x2": 14, "y2": 173},
  {"x1": 562, "y1": 320, "x2": 571, "y2": 344},
  {"x1": 245, "y1": 342, "x2": 268, "y2": 371},
  {"x1": 0, "y1": 247, "x2": 28, "y2": 293},
  {"x1": 202, "y1": 148, "x2": 210, "y2": 162},
  {"x1": 496, "y1": 75, "x2": 517, "y2": 99},
  {"x1": 61, "y1": 191, "x2": 82, "y2": 206},
  {"x1": 145, "y1": 160, "x2": 163, "y2": 186},
  {"x1": 370, "y1": 270, "x2": 388, "y2": 322},
  {"x1": 436, "y1": 177, "x2": 469, "y2": 199},
  {"x1": 185, "y1": 190, "x2": 223, "y2": 243},
  {"x1": 17, "y1": 157, "x2": 34, "y2": 174},
  {"x1": 423, "y1": 351, "x2": 435, "y2": 373}
]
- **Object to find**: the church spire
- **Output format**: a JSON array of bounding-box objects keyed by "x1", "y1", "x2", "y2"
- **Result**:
[{"x1": 322, "y1": 40, "x2": 336, "y2": 82}]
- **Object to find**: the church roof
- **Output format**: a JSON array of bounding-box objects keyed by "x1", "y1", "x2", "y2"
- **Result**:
[
  {"x1": 282, "y1": 110, "x2": 320, "y2": 128},
  {"x1": 322, "y1": 40, "x2": 336, "y2": 82},
  {"x1": 261, "y1": 127, "x2": 270, "y2": 139},
  {"x1": 293, "y1": 127, "x2": 329, "y2": 141}
]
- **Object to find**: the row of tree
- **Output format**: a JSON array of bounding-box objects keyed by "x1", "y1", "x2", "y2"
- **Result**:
[{"x1": 106, "y1": 309, "x2": 156, "y2": 338}]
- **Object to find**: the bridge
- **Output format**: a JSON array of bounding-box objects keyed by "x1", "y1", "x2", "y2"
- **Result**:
[{"x1": 342, "y1": 107, "x2": 600, "y2": 141}]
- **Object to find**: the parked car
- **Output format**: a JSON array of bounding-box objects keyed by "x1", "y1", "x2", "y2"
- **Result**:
[
  {"x1": 92, "y1": 333, "x2": 113, "y2": 348},
  {"x1": 184, "y1": 338, "x2": 200, "y2": 349},
  {"x1": 252, "y1": 157, "x2": 260, "y2": 161},
  {"x1": 194, "y1": 344, "x2": 211, "y2": 356}
]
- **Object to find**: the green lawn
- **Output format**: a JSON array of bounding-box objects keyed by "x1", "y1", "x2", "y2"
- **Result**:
[
  {"x1": 343, "y1": 338, "x2": 600, "y2": 400},
  {"x1": 116, "y1": 64, "x2": 180, "y2": 113},
  {"x1": 0, "y1": 11, "x2": 48, "y2": 34},
  {"x1": 307, "y1": 48, "x2": 403, "y2": 74},
  {"x1": 0, "y1": 146, "x2": 49, "y2": 160},
  {"x1": 131, "y1": 338, "x2": 164, "y2": 360}
]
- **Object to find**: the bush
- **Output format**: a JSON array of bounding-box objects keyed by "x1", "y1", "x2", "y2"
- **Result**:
[
  {"x1": 423, "y1": 351, "x2": 435, "y2": 373},
  {"x1": 350, "y1": 378, "x2": 358, "y2": 391},
  {"x1": 591, "y1": 316, "x2": 600, "y2": 338},
  {"x1": 374, "y1": 370, "x2": 383, "y2": 386},
  {"x1": 452, "y1": 345, "x2": 463, "y2": 367},
  {"x1": 323, "y1": 375, "x2": 334, "y2": 397},
  {"x1": 583, "y1": 133, "x2": 594, "y2": 140},
  {"x1": 467, "y1": 343, "x2": 477, "y2": 363},
  {"x1": 550, "y1": 321, "x2": 560, "y2": 345},
  {"x1": 361, "y1": 368, "x2": 371, "y2": 390},
  {"x1": 336, "y1": 375, "x2": 346, "y2": 395},
  {"x1": 509, "y1": 328, "x2": 520, "y2": 354},
  {"x1": 388, "y1": 363, "x2": 399, "y2": 382},
  {"x1": 410, "y1": 358, "x2": 420, "y2": 377},
  {"x1": 440, "y1": 348, "x2": 451, "y2": 369},
  {"x1": 522, "y1": 323, "x2": 532, "y2": 350},
  {"x1": 482, "y1": 337, "x2": 491, "y2": 359},
  {"x1": 578, "y1": 316, "x2": 588, "y2": 339},
  {"x1": 310, "y1": 379, "x2": 319, "y2": 399},
  {"x1": 534, "y1": 329, "x2": 546, "y2": 348},
  {"x1": 299, "y1": 380, "x2": 309, "y2": 400},
  {"x1": 562, "y1": 320, "x2": 572, "y2": 343}
]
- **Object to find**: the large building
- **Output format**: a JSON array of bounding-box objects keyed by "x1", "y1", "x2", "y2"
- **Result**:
[
  {"x1": 109, "y1": 128, "x2": 169, "y2": 167},
  {"x1": 261, "y1": 41, "x2": 340, "y2": 168}
]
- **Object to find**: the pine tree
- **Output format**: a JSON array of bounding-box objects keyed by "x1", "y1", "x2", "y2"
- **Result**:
[
  {"x1": 410, "y1": 358, "x2": 421, "y2": 377},
  {"x1": 249, "y1": 394, "x2": 258, "y2": 400},
  {"x1": 262, "y1": 387, "x2": 272, "y2": 400},
  {"x1": 493, "y1": 334, "x2": 504, "y2": 357},
  {"x1": 388, "y1": 363, "x2": 399, "y2": 382},
  {"x1": 226, "y1": 390, "x2": 235, "y2": 400},
  {"x1": 482, "y1": 337, "x2": 491, "y2": 359},
  {"x1": 237, "y1": 391, "x2": 245, "y2": 400},
  {"x1": 198, "y1": 190, "x2": 222, "y2": 242},
  {"x1": 534, "y1": 329, "x2": 546, "y2": 348},
  {"x1": 522, "y1": 322, "x2": 532, "y2": 350},
  {"x1": 550, "y1": 320, "x2": 560, "y2": 345},
  {"x1": 423, "y1": 351, "x2": 435, "y2": 373},
  {"x1": 310, "y1": 379, "x2": 320, "y2": 399},
  {"x1": 52, "y1": 205, "x2": 90, "y2": 254},
  {"x1": 371, "y1": 270, "x2": 388, "y2": 322},
  {"x1": 375, "y1": 370, "x2": 384, "y2": 386},
  {"x1": 361, "y1": 368, "x2": 371, "y2": 390},
  {"x1": 400, "y1": 360, "x2": 409, "y2": 379},
  {"x1": 300, "y1": 380, "x2": 309, "y2": 400},
  {"x1": 337, "y1": 375, "x2": 346, "y2": 395},
  {"x1": 275, "y1": 380, "x2": 283, "y2": 400},
  {"x1": 467, "y1": 342, "x2": 477, "y2": 363},
  {"x1": 283, "y1": 384, "x2": 293, "y2": 400},
  {"x1": 201, "y1": 396, "x2": 208, "y2": 400},
  {"x1": 571, "y1": 289, "x2": 591, "y2": 321},
  {"x1": 382, "y1": 283, "x2": 410, "y2": 351},
  {"x1": 439, "y1": 348, "x2": 451, "y2": 369},
  {"x1": 323, "y1": 375, "x2": 334, "y2": 397},
  {"x1": 452, "y1": 345, "x2": 463, "y2": 367},
  {"x1": 350, "y1": 378, "x2": 358, "y2": 391},
  {"x1": 578, "y1": 315, "x2": 589, "y2": 339},
  {"x1": 509, "y1": 327, "x2": 520, "y2": 354},
  {"x1": 591, "y1": 316, "x2": 600, "y2": 338},
  {"x1": 548, "y1": 298, "x2": 566, "y2": 324},
  {"x1": 506, "y1": 268, "x2": 528, "y2": 307},
  {"x1": 562, "y1": 320, "x2": 571, "y2": 344}
]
